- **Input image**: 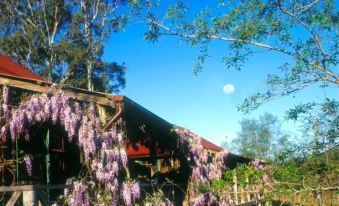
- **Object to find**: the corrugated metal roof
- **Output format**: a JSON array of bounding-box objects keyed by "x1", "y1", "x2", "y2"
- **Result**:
[{"x1": 0, "y1": 53, "x2": 44, "y2": 81}]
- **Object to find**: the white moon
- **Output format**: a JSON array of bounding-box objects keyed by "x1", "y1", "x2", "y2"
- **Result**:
[{"x1": 223, "y1": 84, "x2": 235, "y2": 94}]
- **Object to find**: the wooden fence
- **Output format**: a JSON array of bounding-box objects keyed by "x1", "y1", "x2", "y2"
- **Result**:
[
  {"x1": 227, "y1": 171, "x2": 270, "y2": 206},
  {"x1": 0, "y1": 184, "x2": 71, "y2": 206}
]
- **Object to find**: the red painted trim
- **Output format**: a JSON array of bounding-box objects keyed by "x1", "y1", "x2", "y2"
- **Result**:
[
  {"x1": 126, "y1": 137, "x2": 223, "y2": 157},
  {"x1": 0, "y1": 54, "x2": 44, "y2": 81},
  {"x1": 126, "y1": 143, "x2": 152, "y2": 157},
  {"x1": 113, "y1": 95, "x2": 124, "y2": 102}
]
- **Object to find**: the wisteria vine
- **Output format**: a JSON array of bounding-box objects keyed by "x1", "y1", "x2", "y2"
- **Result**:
[
  {"x1": 0, "y1": 86, "x2": 139, "y2": 206},
  {"x1": 0, "y1": 85, "x2": 271, "y2": 206},
  {"x1": 175, "y1": 128, "x2": 233, "y2": 206},
  {"x1": 175, "y1": 128, "x2": 273, "y2": 206}
]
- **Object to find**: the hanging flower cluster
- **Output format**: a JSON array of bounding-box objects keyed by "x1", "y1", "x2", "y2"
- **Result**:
[
  {"x1": 121, "y1": 180, "x2": 141, "y2": 205},
  {"x1": 175, "y1": 128, "x2": 230, "y2": 181},
  {"x1": 176, "y1": 127, "x2": 274, "y2": 206},
  {"x1": 250, "y1": 159, "x2": 273, "y2": 189},
  {"x1": 23, "y1": 154, "x2": 32, "y2": 176},
  {"x1": 0, "y1": 89, "x2": 83, "y2": 142},
  {"x1": 2, "y1": 86, "x2": 10, "y2": 123},
  {"x1": 64, "y1": 178, "x2": 91, "y2": 206},
  {"x1": 250, "y1": 159, "x2": 263, "y2": 169},
  {"x1": 175, "y1": 128, "x2": 232, "y2": 206},
  {"x1": 1, "y1": 86, "x2": 9, "y2": 142},
  {"x1": 0, "y1": 86, "x2": 140, "y2": 206},
  {"x1": 176, "y1": 128, "x2": 208, "y2": 183}
]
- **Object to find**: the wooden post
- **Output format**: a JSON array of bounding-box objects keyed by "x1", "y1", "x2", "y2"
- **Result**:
[
  {"x1": 245, "y1": 174, "x2": 251, "y2": 202},
  {"x1": 23, "y1": 191, "x2": 38, "y2": 206},
  {"x1": 233, "y1": 170, "x2": 238, "y2": 204},
  {"x1": 97, "y1": 104, "x2": 108, "y2": 125},
  {"x1": 258, "y1": 185, "x2": 262, "y2": 206},
  {"x1": 5, "y1": 191, "x2": 22, "y2": 206},
  {"x1": 240, "y1": 187, "x2": 245, "y2": 203},
  {"x1": 15, "y1": 135, "x2": 19, "y2": 184},
  {"x1": 149, "y1": 133, "x2": 158, "y2": 183},
  {"x1": 44, "y1": 130, "x2": 50, "y2": 201}
]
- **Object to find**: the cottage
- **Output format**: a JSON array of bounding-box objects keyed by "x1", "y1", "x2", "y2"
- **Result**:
[{"x1": 0, "y1": 54, "x2": 256, "y2": 206}]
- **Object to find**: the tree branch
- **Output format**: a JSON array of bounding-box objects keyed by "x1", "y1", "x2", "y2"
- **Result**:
[
  {"x1": 92, "y1": 0, "x2": 99, "y2": 21},
  {"x1": 277, "y1": 0, "x2": 327, "y2": 58},
  {"x1": 298, "y1": 0, "x2": 320, "y2": 13},
  {"x1": 149, "y1": 19, "x2": 296, "y2": 57},
  {"x1": 148, "y1": 19, "x2": 339, "y2": 85},
  {"x1": 41, "y1": 0, "x2": 49, "y2": 41}
]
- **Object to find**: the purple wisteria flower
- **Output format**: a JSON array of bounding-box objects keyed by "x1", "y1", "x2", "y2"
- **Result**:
[
  {"x1": 190, "y1": 193, "x2": 218, "y2": 206},
  {"x1": 250, "y1": 159, "x2": 263, "y2": 169},
  {"x1": 121, "y1": 180, "x2": 141, "y2": 206},
  {"x1": 122, "y1": 182, "x2": 132, "y2": 206},
  {"x1": 23, "y1": 155, "x2": 32, "y2": 176},
  {"x1": 0, "y1": 126, "x2": 7, "y2": 143},
  {"x1": 131, "y1": 181, "x2": 141, "y2": 200},
  {"x1": 1, "y1": 90, "x2": 138, "y2": 205},
  {"x1": 175, "y1": 127, "x2": 238, "y2": 206},
  {"x1": 2, "y1": 86, "x2": 10, "y2": 122},
  {"x1": 68, "y1": 180, "x2": 90, "y2": 206}
]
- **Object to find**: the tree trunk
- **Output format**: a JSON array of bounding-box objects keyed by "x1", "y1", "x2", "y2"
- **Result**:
[
  {"x1": 312, "y1": 120, "x2": 319, "y2": 154},
  {"x1": 46, "y1": 56, "x2": 54, "y2": 82},
  {"x1": 87, "y1": 60, "x2": 93, "y2": 91},
  {"x1": 80, "y1": 0, "x2": 94, "y2": 91}
]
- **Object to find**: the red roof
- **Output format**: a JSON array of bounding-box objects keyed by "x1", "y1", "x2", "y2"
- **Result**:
[
  {"x1": 0, "y1": 54, "x2": 44, "y2": 81},
  {"x1": 201, "y1": 138, "x2": 223, "y2": 152}
]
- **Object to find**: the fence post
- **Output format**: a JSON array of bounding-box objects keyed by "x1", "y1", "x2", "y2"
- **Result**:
[
  {"x1": 233, "y1": 170, "x2": 238, "y2": 204},
  {"x1": 23, "y1": 191, "x2": 38, "y2": 206},
  {"x1": 245, "y1": 174, "x2": 251, "y2": 202},
  {"x1": 240, "y1": 187, "x2": 245, "y2": 203}
]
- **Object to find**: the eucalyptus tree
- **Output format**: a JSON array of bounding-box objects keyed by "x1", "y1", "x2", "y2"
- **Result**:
[
  {"x1": 0, "y1": 0, "x2": 71, "y2": 82},
  {"x1": 145, "y1": 0, "x2": 338, "y2": 112},
  {"x1": 0, "y1": 0, "x2": 151, "y2": 92},
  {"x1": 69, "y1": 0, "x2": 127, "y2": 91}
]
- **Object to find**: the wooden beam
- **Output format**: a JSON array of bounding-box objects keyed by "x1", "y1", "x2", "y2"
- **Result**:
[
  {"x1": 5, "y1": 191, "x2": 21, "y2": 206},
  {"x1": 23, "y1": 190, "x2": 37, "y2": 206},
  {"x1": 0, "y1": 73, "x2": 116, "y2": 107},
  {"x1": 0, "y1": 184, "x2": 72, "y2": 192}
]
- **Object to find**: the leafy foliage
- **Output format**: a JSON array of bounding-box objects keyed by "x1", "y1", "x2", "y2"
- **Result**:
[
  {"x1": 268, "y1": 145, "x2": 338, "y2": 205},
  {"x1": 224, "y1": 103, "x2": 338, "y2": 204},
  {"x1": 144, "y1": 0, "x2": 338, "y2": 112},
  {"x1": 0, "y1": 0, "x2": 151, "y2": 92},
  {"x1": 285, "y1": 98, "x2": 338, "y2": 152}
]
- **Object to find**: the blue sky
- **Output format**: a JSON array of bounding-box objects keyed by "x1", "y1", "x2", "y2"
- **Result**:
[{"x1": 103, "y1": 3, "x2": 338, "y2": 147}]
